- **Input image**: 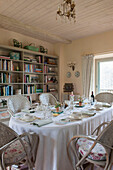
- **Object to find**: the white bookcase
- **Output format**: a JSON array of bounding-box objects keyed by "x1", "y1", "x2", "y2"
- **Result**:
[{"x1": 0, "y1": 44, "x2": 59, "y2": 101}]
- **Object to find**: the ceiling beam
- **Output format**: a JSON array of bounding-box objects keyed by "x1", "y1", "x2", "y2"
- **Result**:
[{"x1": 0, "y1": 14, "x2": 71, "y2": 44}]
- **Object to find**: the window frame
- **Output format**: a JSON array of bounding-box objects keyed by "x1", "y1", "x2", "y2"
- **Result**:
[{"x1": 95, "y1": 57, "x2": 113, "y2": 94}]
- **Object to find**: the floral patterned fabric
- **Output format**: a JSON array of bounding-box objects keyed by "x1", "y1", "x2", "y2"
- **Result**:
[
  {"x1": 4, "y1": 140, "x2": 29, "y2": 164},
  {"x1": 77, "y1": 136, "x2": 106, "y2": 161}
]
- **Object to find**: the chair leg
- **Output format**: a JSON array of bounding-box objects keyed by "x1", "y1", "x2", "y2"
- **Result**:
[
  {"x1": 106, "y1": 163, "x2": 112, "y2": 170},
  {"x1": 91, "y1": 164, "x2": 94, "y2": 170},
  {"x1": 7, "y1": 166, "x2": 11, "y2": 170}
]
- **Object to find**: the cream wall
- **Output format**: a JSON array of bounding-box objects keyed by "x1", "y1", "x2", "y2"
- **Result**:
[
  {"x1": 0, "y1": 28, "x2": 54, "y2": 54},
  {"x1": 1, "y1": 27, "x2": 113, "y2": 101},
  {"x1": 54, "y1": 30, "x2": 113, "y2": 99}
]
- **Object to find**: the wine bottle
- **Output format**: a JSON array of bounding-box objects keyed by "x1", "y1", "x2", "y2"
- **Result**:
[{"x1": 91, "y1": 91, "x2": 94, "y2": 104}]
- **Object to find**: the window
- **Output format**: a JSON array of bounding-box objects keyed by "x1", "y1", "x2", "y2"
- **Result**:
[{"x1": 95, "y1": 55, "x2": 113, "y2": 94}]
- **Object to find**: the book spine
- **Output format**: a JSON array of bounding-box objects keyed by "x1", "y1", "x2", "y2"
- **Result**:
[{"x1": 11, "y1": 86, "x2": 13, "y2": 95}]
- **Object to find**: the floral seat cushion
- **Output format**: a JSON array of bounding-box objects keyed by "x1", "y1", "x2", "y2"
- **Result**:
[
  {"x1": 4, "y1": 140, "x2": 29, "y2": 164},
  {"x1": 77, "y1": 136, "x2": 106, "y2": 161}
]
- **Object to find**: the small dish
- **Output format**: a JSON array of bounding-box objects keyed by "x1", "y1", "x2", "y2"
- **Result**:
[{"x1": 52, "y1": 110, "x2": 63, "y2": 114}]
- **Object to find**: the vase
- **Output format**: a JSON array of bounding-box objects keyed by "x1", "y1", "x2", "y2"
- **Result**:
[
  {"x1": 79, "y1": 101, "x2": 82, "y2": 106},
  {"x1": 56, "y1": 107, "x2": 59, "y2": 112}
]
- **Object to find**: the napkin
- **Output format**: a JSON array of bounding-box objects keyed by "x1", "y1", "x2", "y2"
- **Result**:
[
  {"x1": 82, "y1": 112, "x2": 96, "y2": 116},
  {"x1": 32, "y1": 119, "x2": 53, "y2": 127},
  {"x1": 95, "y1": 102, "x2": 111, "y2": 108},
  {"x1": 21, "y1": 109, "x2": 35, "y2": 113}
]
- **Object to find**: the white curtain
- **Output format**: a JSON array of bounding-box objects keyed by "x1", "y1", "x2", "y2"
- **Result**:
[{"x1": 82, "y1": 54, "x2": 94, "y2": 98}]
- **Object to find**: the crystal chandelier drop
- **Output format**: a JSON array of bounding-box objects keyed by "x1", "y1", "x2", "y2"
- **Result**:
[{"x1": 56, "y1": 0, "x2": 76, "y2": 23}]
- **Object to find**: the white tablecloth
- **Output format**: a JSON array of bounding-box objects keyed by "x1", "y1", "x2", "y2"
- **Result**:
[{"x1": 9, "y1": 107, "x2": 113, "y2": 170}]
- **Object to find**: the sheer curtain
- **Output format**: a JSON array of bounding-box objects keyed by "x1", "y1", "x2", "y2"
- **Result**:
[{"x1": 82, "y1": 54, "x2": 94, "y2": 98}]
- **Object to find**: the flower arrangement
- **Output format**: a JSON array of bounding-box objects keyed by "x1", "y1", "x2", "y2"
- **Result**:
[
  {"x1": 78, "y1": 97, "x2": 83, "y2": 106},
  {"x1": 55, "y1": 102, "x2": 61, "y2": 112},
  {"x1": 55, "y1": 103, "x2": 61, "y2": 108}
]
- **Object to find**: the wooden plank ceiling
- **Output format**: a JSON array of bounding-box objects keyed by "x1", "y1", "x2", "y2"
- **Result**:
[{"x1": 0, "y1": 0, "x2": 113, "y2": 43}]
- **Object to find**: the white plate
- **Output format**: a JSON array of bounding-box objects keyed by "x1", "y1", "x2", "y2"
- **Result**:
[
  {"x1": 17, "y1": 115, "x2": 36, "y2": 122},
  {"x1": 54, "y1": 118, "x2": 68, "y2": 125},
  {"x1": 68, "y1": 115, "x2": 82, "y2": 121},
  {"x1": 89, "y1": 107, "x2": 103, "y2": 111}
]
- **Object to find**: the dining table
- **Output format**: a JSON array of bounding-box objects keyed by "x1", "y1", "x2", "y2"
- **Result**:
[{"x1": 9, "y1": 103, "x2": 113, "y2": 170}]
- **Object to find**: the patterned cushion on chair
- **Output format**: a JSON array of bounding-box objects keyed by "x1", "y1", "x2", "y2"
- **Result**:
[
  {"x1": 4, "y1": 140, "x2": 29, "y2": 164},
  {"x1": 77, "y1": 137, "x2": 106, "y2": 161}
]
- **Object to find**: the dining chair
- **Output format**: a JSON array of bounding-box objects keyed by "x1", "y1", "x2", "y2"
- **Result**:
[
  {"x1": 0, "y1": 121, "x2": 39, "y2": 170},
  {"x1": 67, "y1": 121, "x2": 113, "y2": 170},
  {"x1": 7, "y1": 95, "x2": 31, "y2": 117},
  {"x1": 39, "y1": 93, "x2": 58, "y2": 105},
  {"x1": 95, "y1": 92, "x2": 113, "y2": 104}
]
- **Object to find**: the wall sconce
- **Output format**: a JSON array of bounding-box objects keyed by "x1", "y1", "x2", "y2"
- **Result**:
[{"x1": 67, "y1": 62, "x2": 76, "y2": 71}]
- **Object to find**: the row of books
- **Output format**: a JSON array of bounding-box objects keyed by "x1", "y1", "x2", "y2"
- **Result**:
[
  {"x1": 24, "y1": 85, "x2": 36, "y2": 94},
  {"x1": 36, "y1": 56, "x2": 42, "y2": 63},
  {"x1": 24, "y1": 64, "x2": 42, "y2": 73},
  {"x1": 24, "y1": 64, "x2": 36, "y2": 72},
  {"x1": 0, "y1": 60, "x2": 13, "y2": 71},
  {"x1": 24, "y1": 75, "x2": 39, "y2": 83},
  {"x1": 0, "y1": 73, "x2": 12, "y2": 83},
  {"x1": 24, "y1": 85, "x2": 43, "y2": 94},
  {"x1": 0, "y1": 85, "x2": 13, "y2": 96},
  {"x1": 35, "y1": 68, "x2": 42, "y2": 73},
  {"x1": 0, "y1": 56, "x2": 10, "y2": 60},
  {"x1": 44, "y1": 58, "x2": 56, "y2": 65},
  {"x1": 44, "y1": 85, "x2": 49, "y2": 92}
]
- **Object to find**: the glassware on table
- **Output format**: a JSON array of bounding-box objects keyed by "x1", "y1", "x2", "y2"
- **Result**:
[{"x1": 61, "y1": 102, "x2": 65, "y2": 112}]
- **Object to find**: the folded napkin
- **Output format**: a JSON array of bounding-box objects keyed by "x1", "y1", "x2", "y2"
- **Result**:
[
  {"x1": 82, "y1": 112, "x2": 96, "y2": 116},
  {"x1": 21, "y1": 109, "x2": 35, "y2": 113},
  {"x1": 95, "y1": 102, "x2": 111, "y2": 108},
  {"x1": 32, "y1": 119, "x2": 53, "y2": 127}
]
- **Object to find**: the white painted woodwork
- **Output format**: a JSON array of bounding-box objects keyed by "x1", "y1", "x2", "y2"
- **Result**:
[{"x1": 0, "y1": 0, "x2": 113, "y2": 43}]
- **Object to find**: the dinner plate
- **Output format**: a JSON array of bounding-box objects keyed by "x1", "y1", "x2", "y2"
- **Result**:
[
  {"x1": 17, "y1": 116, "x2": 37, "y2": 122},
  {"x1": 68, "y1": 115, "x2": 82, "y2": 121},
  {"x1": 89, "y1": 107, "x2": 103, "y2": 111},
  {"x1": 54, "y1": 119, "x2": 68, "y2": 125}
]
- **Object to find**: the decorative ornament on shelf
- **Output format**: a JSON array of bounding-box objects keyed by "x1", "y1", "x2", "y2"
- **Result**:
[
  {"x1": 56, "y1": 0, "x2": 76, "y2": 23},
  {"x1": 13, "y1": 39, "x2": 22, "y2": 48},
  {"x1": 67, "y1": 62, "x2": 76, "y2": 71}
]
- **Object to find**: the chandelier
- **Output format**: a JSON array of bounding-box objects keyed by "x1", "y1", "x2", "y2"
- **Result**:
[{"x1": 56, "y1": 0, "x2": 76, "y2": 23}]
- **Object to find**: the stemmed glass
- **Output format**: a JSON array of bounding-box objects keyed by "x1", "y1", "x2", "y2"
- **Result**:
[{"x1": 61, "y1": 102, "x2": 65, "y2": 112}]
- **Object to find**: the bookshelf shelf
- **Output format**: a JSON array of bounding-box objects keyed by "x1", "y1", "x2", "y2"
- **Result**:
[
  {"x1": 44, "y1": 73, "x2": 58, "y2": 75},
  {"x1": 44, "y1": 64, "x2": 58, "y2": 67},
  {"x1": 24, "y1": 72, "x2": 43, "y2": 75},
  {"x1": 0, "y1": 83, "x2": 23, "y2": 85},
  {"x1": 24, "y1": 83, "x2": 43, "y2": 85},
  {"x1": 0, "y1": 70, "x2": 23, "y2": 74},
  {"x1": 0, "y1": 44, "x2": 59, "y2": 100},
  {"x1": 24, "y1": 61, "x2": 43, "y2": 65}
]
